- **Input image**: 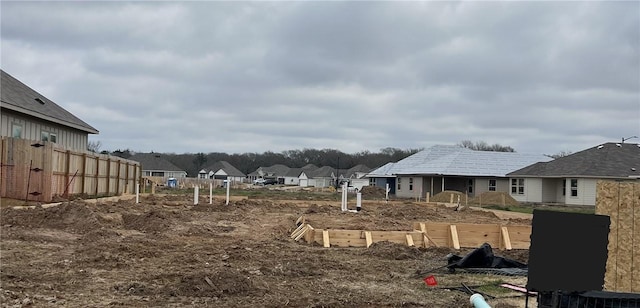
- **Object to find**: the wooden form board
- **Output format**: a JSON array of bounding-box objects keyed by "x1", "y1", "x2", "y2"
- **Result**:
[
  {"x1": 294, "y1": 221, "x2": 531, "y2": 250},
  {"x1": 595, "y1": 180, "x2": 640, "y2": 293},
  {"x1": 412, "y1": 222, "x2": 531, "y2": 250}
]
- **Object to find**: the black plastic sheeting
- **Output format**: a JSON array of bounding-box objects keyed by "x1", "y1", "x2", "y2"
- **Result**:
[{"x1": 446, "y1": 243, "x2": 527, "y2": 270}]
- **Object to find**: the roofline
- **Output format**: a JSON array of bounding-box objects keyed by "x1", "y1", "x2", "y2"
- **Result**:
[
  {"x1": 2, "y1": 102, "x2": 99, "y2": 134},
  {"x1": 507, "y1": 175, "x2": 638, "y2": 180}
]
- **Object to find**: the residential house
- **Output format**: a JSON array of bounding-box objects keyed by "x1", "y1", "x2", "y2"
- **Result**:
[
  {"x1": 1, "y1": 69, "x2": 99, "y2": 150},
  {"x1": 366, "y1": 162, "x2": 397, "y2": 194},
  {"x1": 199, "y1": 161, "x2": 246, "y2": 184},
  {"x1": 367, "y1": 145, "x2": 552, "y2": 199},
  {"x1": 248, "y1": 164, "x2": 290, "y2": 184},
  {"x1": 307, "y1": 166, "x2": 337, "y2": 188},
  {"x1": 344, "y1": 164, "x2": 372, "y2": 190},
  {"x1": 285, "y1": 164, "x2": 318, "y2": 186},
  {"x1": 130, "y1": 153, "x2": 187, "y2": 178},
  {"x1": 507, "y1": 142, "x2": 640, "y2": 206}
]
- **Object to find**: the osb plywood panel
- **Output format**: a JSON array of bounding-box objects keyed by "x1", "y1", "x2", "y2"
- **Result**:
[{"x1": 596, "y1": 180, "x2": 639, "y2": 293}]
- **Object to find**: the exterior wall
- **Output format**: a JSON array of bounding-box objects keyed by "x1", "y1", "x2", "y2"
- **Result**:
[
  {"x1": 312, "y1": 178, "x2": 333, "y2": 188},
  {"x1": 395, "y1": 176, "x2": 424, "y2": 198},
  {"x1": 510, "y1": 178, "x2": 543, "y2": 203},
  {"x1": 284, "y1": 176, "x2": 299, "y2": 186},
  {"x1": 1, "y1": 109, "x2": 90, "y2": 151},
  {"x1": 565, "y1": 178, "x2": 597, "y2": 206},
  {"x1": 475, "y1": 178, "x2": 509, "y2": 194}
]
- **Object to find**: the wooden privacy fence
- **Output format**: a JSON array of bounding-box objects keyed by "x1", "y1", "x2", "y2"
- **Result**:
[
  {"x1": 291, "y1": 217, "x2": 531, "y2": 250},
  {"x1": 595, "y1": 180, "x2": 640, "y2": 293},
  {"x1": 1, "y1": 137, "x2": 140, "y2": 203}
]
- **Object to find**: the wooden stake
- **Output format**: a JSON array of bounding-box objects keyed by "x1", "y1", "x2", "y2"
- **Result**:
[
  {"x1": 365, "y1": 231, "x2": 373, "y2": 248},
  {"x1": 322, "y1": 230, "x2": 330, "y2": 248},
  {"x1": 501, "y1": 226, "x2": 512, "y2": 250},
  {"x1": 406, "y1": 234, "x2": 415, "y2": 247},
  {"x1": 450, "y1": 225, "x2": 460, "y2": 249}
]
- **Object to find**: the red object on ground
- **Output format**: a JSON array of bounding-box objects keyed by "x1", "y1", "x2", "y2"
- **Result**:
[{"x1": 424, "y1": 275, "x2": 438, "y2": 286}]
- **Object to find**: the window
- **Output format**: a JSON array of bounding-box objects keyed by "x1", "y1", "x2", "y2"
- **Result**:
[
  {"x1": 397, "y1": 177, "x2": 402, "y2": 190},
  {"x1": 409, "y1": 177, "x2": 413, "y2": 191},
  {"x1": 12, "y1": 124, "x2": 22, "y2": 138},
  {"x1": 562, "y1": 180, "x2": 566, "y2": 196},
  {"x1": 570, "y1": 179, "x2": 578, "y2": 197},
  {"x1": 369, "y1": 178, "x2": 376, "y2": 186},
  {"x1": 468, "y1": 179, "x2": 474, "y2": 194},
  {"x1": 511, "y1": 178, "x2": 524, "y2": 195},
  {"x1": 41, "y1": 131, "x2": 57, "y2": 143},
  {"x1": 489, "y1": 179, "x2": 497, "y2": 191}
]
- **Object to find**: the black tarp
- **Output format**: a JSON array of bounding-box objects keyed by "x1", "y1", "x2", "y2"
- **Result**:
[{"x1": 446, "y1": 243, "x2": 527, "y2": 269}]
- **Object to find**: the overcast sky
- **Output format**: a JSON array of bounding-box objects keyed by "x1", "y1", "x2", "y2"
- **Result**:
[{"x1": 1, "y1": 1, "x2": 639, "y2": 155}]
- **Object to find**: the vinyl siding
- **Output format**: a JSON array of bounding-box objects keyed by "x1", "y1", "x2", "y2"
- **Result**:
[
  {"x1": 475, "y1": 178, "x2": 509, "y2": 194},
  {"x1": 1, "y1": 109, "x2": 89, "y2": 151},
  {"x1": 510, "y1": 178, "x2": 543, "y2": 203},
  {"x1": 565, "y1": 178, "x2": 597, "y2": 206}
]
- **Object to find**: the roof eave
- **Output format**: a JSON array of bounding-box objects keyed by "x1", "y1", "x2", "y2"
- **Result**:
[{"x1": 2, "y1": 102, "x2": 99, "y2": 134}]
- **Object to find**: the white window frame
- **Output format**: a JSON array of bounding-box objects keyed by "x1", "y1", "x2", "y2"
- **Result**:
[
  {"x1": 570, "y1": 179, "x2": 578, "y2": 197},
  {"x1": 409, "y1": 177, "x2": 413, "y2": 191},
  {"x1": 511, "y1": 178, "x2": 525, "y2": 195},
  {"x1": 488, "y1": 179, "x2": 497, "y2": 191},
  {"x1": 397, "y1": 177, "x2": 402, "y2": 190}
]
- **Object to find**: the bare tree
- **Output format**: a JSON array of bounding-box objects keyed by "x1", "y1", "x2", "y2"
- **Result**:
[
  {"x1": 87, "y1": 140, "x2": 102, "y2": 153},
  {"x1": 545, "y1": 151, "x2": 572, "y2": 159},
  {"x1": 457, "y1": 140, "x2": 515, "y2": 152}
]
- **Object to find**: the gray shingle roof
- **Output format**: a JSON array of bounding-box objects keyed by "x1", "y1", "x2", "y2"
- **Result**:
[
  {"x1": 311, "y1": 166, "x2": 336, "y2": 178},
  {"x1": 204, "y1": 161, "x2": 245, "y2": 177},
  {"x1": 129, "y1": 153, "x2": 185, "y2": 172},
  {"x1": 371, "y1": 145, "x2": 552, "y2": 177},
  {"x1": 508, "y1": 142, "x2": 640, "y2": 178},
  {"x1": 1, "y1": 70, "x2": 98, "y2": 134}
]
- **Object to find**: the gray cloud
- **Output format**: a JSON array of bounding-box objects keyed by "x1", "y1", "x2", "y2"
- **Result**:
[{"x1": 1, "y1": 1, "x2": 638, "y2": 155}]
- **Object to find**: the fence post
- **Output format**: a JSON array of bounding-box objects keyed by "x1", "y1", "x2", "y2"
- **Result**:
[
  {"x1": 64, "y1": 150, "x2": 71, "y2": 198},
  {"x1": 106, "y1": 157, "x2": 111, "y2": 195},
  {"x1": 116, "y1": 159, "x2": 121, "y2": 195},
  {"x1": 94, "y1": 156, "x2": 100, "y2": 196},
  {"x1": 81, "y1": 153, "x2": 87, "y2": 195}
]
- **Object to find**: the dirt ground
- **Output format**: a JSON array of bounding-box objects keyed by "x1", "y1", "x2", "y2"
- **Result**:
[{"x1": 1, "y1": 192, "x2": 535, "y2": 307}]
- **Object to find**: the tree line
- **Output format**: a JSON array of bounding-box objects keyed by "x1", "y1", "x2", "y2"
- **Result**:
[{"x1": 90, "y1": 140, "x2": 518, "y2": 177}]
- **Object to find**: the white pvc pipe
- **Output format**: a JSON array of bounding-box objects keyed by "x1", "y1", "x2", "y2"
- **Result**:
[
  {"x1": 209, "y1": 182, "x2": 213, "y2": 204},
  {"x1": 194, "y1": 186, "x2": 199, "y2": 205},
  {"x1": 225, "y1": 178, "x2": 230, "y2": 205},
  {"x1": 470, "y1": 294, "x2": 491, "y2": 308},
  {"x1": 135, "y1": 183, "x2": 139, "y2": 204},
  {"x1": 356, "y1": 192, "x2": 362, "y2": 211},
  {"x1": 341, "y1": 183, "x2": 347, "y2": 211},
  {"x1": 385, "y1": 183, "x2": 390, "y2": 203}
]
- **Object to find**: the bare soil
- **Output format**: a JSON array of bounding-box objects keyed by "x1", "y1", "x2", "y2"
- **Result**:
[{"x1": 1, "y1": 193, "x2": 533, "y2": 307}]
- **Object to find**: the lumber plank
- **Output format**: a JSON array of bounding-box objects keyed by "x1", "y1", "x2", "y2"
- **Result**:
[
  {"x1": 406, "y1": 234, "x2": 415, "y2": 247},
  {"x1": 305, "y1": 225, "x2": 314, "y2": 244},
  {"x1": 365, "y1": 231, "x2": 372, "y2": 248},
  {"x1": 290, "y1": 224, "x2": 305, "y2": 239},
  {"x1": 501, "y1": 226, "x2": 512, "y2": 250},
  {"x1": 294, "y1": 225, "x2": 308, "y2": 241},
  {"x1": 322, "y1": 230, "x2": 330, "y2": 248},
  {"x1": 450, "y1": 225, "x2": 460, "y2": 249}
]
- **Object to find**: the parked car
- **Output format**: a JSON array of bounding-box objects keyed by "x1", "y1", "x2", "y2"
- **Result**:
[
  {"x1": 253, "y1": 178, "x2": 266, "y2": 185},
  {"x1": 263, "y1": 179, "x2": 278, "y2": 185}
]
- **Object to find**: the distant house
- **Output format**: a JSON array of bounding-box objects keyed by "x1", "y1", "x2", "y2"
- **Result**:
[
  {"x1": 248, "y1": 164, "x2": 291, "y2": 184},
  {"x1": 307, "y1": 166, "x2": 337, "y2": 188},
  {"x1": 129, "y1": 153, "x2": 187, "y2": 178},
  {"x1": 1, "y1": 70, "x2": 99, "y2": 150},
  {"x1": 508, "y1": 142, "x2": 640, "y2": 206},
  {"x1": 199, "y1": 161, "x2": 246, "y2": 183},
  {"x1": 284, "y1": 164, "x2": 317, "y2": 186},
  {"x1": 344, "y1": 164, "x2": 372, "y2": 190},
  {"x1": 366, "y1": 162, "x2": 398, "y2": 193},
  {"x1": 367, "y1": 145, "x2": 552, "y2": 199}
]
